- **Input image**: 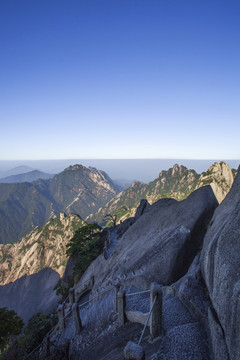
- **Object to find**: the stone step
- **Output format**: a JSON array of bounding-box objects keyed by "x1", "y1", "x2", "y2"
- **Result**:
[
  {"x1": 162, "y1": 297, "x2": 195, "y2": 331},
  {"x1": 157, "y1": 322, "x2": 209, "y2": 360}
]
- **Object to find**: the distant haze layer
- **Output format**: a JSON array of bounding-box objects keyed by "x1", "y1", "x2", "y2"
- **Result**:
[{"x1": 0, "y1": 159, "x2": 239, "y2": 183}]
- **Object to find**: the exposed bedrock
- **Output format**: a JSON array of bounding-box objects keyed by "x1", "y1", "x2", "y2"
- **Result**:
[
  {"x1": 81, "y1": 185, "x2": 218, "y2": 294},
  {"x1": 201, "y1": 166, "x2": 240, "y2": 360}
]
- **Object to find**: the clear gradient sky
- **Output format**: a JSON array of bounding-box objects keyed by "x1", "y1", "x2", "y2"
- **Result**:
[{"x1": 0, "y1": 0, "x2": 239, "y2": 160}]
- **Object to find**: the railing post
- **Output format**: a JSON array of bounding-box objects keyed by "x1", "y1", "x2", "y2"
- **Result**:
[
  {"x1": 57, "y1": 304, "x2": 65, "y2": 331},
  {"x1": 115, "y1": 283, "x2": 121, "y2": 312},
  {"x1": 150, "y1": 283, "x2": 162, "y2": 339},
  {"x1": 69, "y1": 288, "x2": 75, "y2": 305},
  {"x1": 72, "y1": 303, "x2": 82, "y2": 334},
  {"x1": 117, "y1": 290, "x2": 126, "y2": 326}
]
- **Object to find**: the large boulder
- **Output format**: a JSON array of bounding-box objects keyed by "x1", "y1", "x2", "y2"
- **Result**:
[
  {"x1": 201, "y1": 166, "x2": 240, "y2": 360},
  {"x1": 80, "y1": 185, "x2": 218, "y2": 292}
]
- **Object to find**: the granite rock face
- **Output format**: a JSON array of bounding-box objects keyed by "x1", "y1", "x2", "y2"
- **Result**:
[
  {"x1": 0, "y1": 164, "x2": 120, "y2": 244},
  {"x1": 81, "y1": 186, "x2": 218, "y2": 293},
  {"x1": 201, "y1": 166, "x2": 240, "y2": 360},
  {"x1": 197, "y1": 161, "x2": 234, "y2": 203},
  {"x1": 87, "y1": 161, "x2": 235, "y2": 227},
  {"x1": 0, "y1": 213, "x2": 84, "y2": 285}
]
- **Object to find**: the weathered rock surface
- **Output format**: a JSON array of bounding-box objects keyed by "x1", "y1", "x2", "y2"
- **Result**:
[
  {"x1": 33, "y1": 185, "x2": 221, "y2": 359},
  {"x1": 81, "y1": 185, "x2": 218, "y2": 294},
  {"x1": 86, "y1": 164, "x2": 200, "y2": 224},
  {"x1": 0, "y1": 268, "x2": 60, "y2": 322},
  {"x1": 0, "y1": 213, "x2": 84, "y2": 285},
  {"x1": 197, "y1": 161, "x2": 234, "y2": 203},
  {"x1": 201, "y1": 165, "x2": 240, "y2": 360},
  {"x1": 50, "y1": 255, "x2": 212, "y2": 360},
  {"x1": 0, "y1": 164, "x2": 120, "y2": 244},
  {"x1": 87, "y1": 161, "x2": 235, "y2": 225},
  {"x1": 134, "y1": 199, "x2": 150, "y2": 220}
]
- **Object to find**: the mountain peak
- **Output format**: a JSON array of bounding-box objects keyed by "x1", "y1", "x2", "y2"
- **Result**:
[
  {"x1": 172, "y1": 164, "x2": 187, "y2": 176},
  {"x1": 197, "y1": 161, "x2": 234, "y2": 203},
  {"x1": 64, "y1": 164, "x2": 87, "y2": 172},
  {"x1": 158, "y1": 164, "x2": 189, "y2": 178}
]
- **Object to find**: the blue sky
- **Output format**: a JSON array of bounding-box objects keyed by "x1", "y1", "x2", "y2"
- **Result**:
[{"x1": 0, "y1": 0, "x2": 239, "y2": 160}]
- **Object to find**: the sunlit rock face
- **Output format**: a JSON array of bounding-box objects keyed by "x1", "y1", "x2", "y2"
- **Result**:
[
  {"x1": 0, "y1": 164, "x2": 121, "y2": 244},
  {"x1": 0, "y1": 213, "x2": 84, "y2": 285},
  {"x1": 197, "y1": 161, "x2": 234, "y2": 203},
  {"x1": 87, "y1": 161, "x2": 235, "y2": 226}
]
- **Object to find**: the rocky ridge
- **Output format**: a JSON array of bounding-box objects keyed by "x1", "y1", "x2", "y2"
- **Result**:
[
  {"x1": 1, "y1": 163, "x2": 240, "y2": 359},
  {"x1": 43, "y1": 184, "x2": 218, "y2": 360},
  {"x1": 0, "y1": 212, "x2": 85, "y2": 285},
  {"x1": 81, "y1": 185, "x2": 218, "y2": 294},
  {"x1": 37, "y1": 166, "x2": 240, "y2": 360},
  {"x1": 0, "y1": 164, "x2": 121, "y2": 244},
  {"x1": 87, "y1": 161, "x2": 235, "y2": 224},
  {"x1": 196, "y1": 161, "x2": 234, "y2": 203}
]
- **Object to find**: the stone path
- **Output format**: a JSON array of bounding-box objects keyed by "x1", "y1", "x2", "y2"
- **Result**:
[
  {"x1": 126, "y1": 290, "x2": 210, "y2": 359},
  {"x1": 157, "y1": 296, "x2": 210, "y2": 359}
]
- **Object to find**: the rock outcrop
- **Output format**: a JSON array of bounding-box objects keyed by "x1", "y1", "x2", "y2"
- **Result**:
[
  {"x1": 87, "y1": 162, "x2": 235, "y2": 225},
  {"x1": 2, "y1": 161, "x2": 240, "y2": 359},
  {"x1": 0, "y1": 164, "x2": 120, "y2": 244},
  {"x1": 82, "y1": 185, "x2": 218, "y2": 292},
  {"x1": 201, "y1": 166, "x2": 240, "y2": 360},
  {"x1": 47, "y1": 186, "x2": 218, "y2": 360},
  {"x1": 0, "y1": 213, "x2": 85, "y2": 285},
  {"x1": 197, "y1": 161, "x2": 234, "y2": 203}
]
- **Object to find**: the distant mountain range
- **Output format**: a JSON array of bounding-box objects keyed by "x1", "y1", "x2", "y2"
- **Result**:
[
  {"x1": 0, "y1": 170, "x2": 54, "y2": 183},
  {"x1": 0, "y1": 161, "x2": 237, "y2": 327},
  {"x1": 0, "y1": 161, "x2": 236, "y2": 244},
  {"x1": 1, "y1": 159, "x2": 239, "y2": 182},
  {"x1": 0, "y1": 165, "x2": 35, "y2": 178},
  {"x1": 87, "y1": 161, "x2": 235, "y2": 224},
  {"x1": 0, "y1": 165, "x2": 121, "y2": 244}
]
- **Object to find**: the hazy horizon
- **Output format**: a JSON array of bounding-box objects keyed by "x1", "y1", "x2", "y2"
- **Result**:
[{"x1": 0, "y1": 158, "x2": 239, "y2": 183}]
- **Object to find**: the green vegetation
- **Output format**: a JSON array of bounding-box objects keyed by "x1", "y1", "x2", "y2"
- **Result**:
[
  {"x1": 66, "y1": 223, "x2": 103, "y2": 281},
  {"x1": 22, "y1": 313, "x2": 52, "y2": 354},
  {"x1": 53, "y1": 223, "x2": 104, "y2": 300},
  {"x1": 0, "y1": 252, "x2": 12, "y2": 264},
  {"x1": 114, "y1": 205, "x2": 131, "y2": 222},
  {"x1": 54, "y1": 277, "x2": 74, "y2": 300},
  {"x1": 200, "y1": 179, "x2": 212, "y2": 186},
  {"x1": 0, "y1": 312, "x2": 54, "y2": 360},
  {"x1": 0, "y1": 307, "x2": 23, "y2": 353},
  {"x1": 103, "y1": 214, "x2": 117, "y2": 227}
]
